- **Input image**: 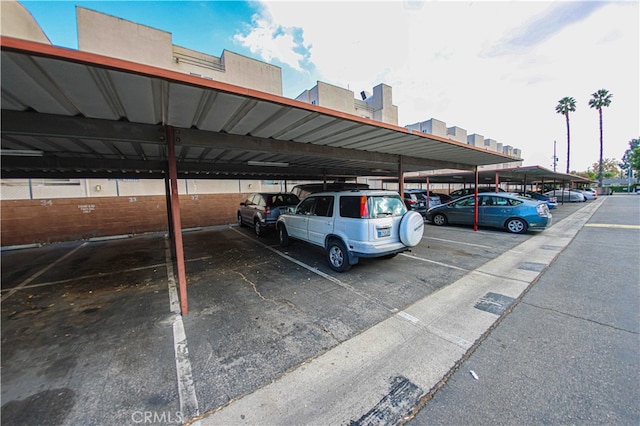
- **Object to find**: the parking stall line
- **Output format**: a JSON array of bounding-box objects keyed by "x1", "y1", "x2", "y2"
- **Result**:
[
  {"x1": 400, "y1": 252, "x2": 470, "y2": 272},
  {"x1": 422, "y1": 236, "x2": 493, "y2": 249},
  {"x1": 0, "y1": 255, "x2": 214, "y2": 294},
  {"x1": 1, "y1": 242, "x2": 88, "y2": 302},
  {"x1": 229, "y1": 226, "x2": 399, "y2": 313},
  {"x1": 164, "y1": 240, "x2": 200, "y2": 419},
  {"x1": 584, "y1": 223, "x2": 640, "y2": 229}
]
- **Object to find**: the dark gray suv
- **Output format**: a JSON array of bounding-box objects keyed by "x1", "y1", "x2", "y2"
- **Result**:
[{"x1": 238, "y1": 192, "x2": 300, "y2": 237}]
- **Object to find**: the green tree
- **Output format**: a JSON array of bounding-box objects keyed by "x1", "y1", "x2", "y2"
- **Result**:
[
  {"x1": 590, "y1": 158, "x2": 620, "y2": 180},
  {"x1": 588, "y1": 89, "x2": 613, "y2": 187},
  {"x1": 555, "y1": 96, "x2": 577, "y2": 173},
  {"x1": 620, "y1": 138, "x2": 640, "y2": 180}
]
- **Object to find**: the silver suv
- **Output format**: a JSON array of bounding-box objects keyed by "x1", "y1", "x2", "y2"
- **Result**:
[{"x1": 276, "y1": 190, "x2": 424, "y2": 272}]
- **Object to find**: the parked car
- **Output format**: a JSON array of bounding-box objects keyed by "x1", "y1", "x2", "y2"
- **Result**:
[
  {"x1": 290, "y1": 182, "x2": 370, "y2": 199},
  {"x1": 515, "y1": 191, "x2": 558, "y2": 209},
  {"x1": 403, "y1": 190, "x2": 428, "y2": 216},
  {"x1": 411, "y1": 189, "x2": 442, "y2": 209},
  {"x1": 238, "y1": 192, "x2": 300, "y2": 237},
  {"x1": 449, "y1": 186, "x2": 506, "y2": 199},
  {"x1": 544, "y1": 189, "x2": 586, "y2": 202},
  {"x1": 577, "y1": 188, "x2": 597, "y2": 200},
  {"x1": 276, "y1": 190, "x2": 424, "y2": 272},
  {"x1": 425, "y1": 192, "x2": 552, "y2": 234},
  {"x1": 433, "y1": 192, "x2": 453, "y2": 204}
]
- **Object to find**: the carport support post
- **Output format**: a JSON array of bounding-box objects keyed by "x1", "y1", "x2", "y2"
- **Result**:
[
  {"x1": 426, "y1": 176, "x2": 430, "y2": 202},
  {"x1": 165, "y1": 125, "x2": 189, "y2": 315},
  {"x1": 164, "y1": 176, "x2": 175, "y2": 257},
  {"x1": 398, "y1": 156, "x2": 404, "y2": 197},
  {"x1": 474, "y1": 166, "x2": 479, "y2": 231}
]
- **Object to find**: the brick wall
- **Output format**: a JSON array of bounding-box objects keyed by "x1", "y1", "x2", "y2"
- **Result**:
[{"x1": 0, "y1": 193, "x2": 244, "y2": 246}]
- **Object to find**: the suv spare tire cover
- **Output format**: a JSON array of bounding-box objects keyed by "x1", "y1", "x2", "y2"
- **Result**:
[{"x1": 399, "y1": 211, "x2": 424, "y2": 247}]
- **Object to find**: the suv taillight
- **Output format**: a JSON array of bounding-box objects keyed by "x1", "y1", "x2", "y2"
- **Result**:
[
  {"x1": 264, "y1": 198, "x2": 271, "y2": 215},
  {"x1": 360, "y1": 196, "x2": 369, "y2": 218}
]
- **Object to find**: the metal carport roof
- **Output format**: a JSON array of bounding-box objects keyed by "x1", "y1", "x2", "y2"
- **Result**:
[
  {"x1": 375, "y1": 166, "x2": 594, "y2": 187},
  {"x1": 1, "y1": 36, "x2": 517, "y2": 181}
]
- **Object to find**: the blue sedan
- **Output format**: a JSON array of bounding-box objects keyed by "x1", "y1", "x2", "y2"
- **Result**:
[
  {"x1": 515, "y1": 191, "x2": 558, "y2": 209},
  {"x1": 426, "y1": 193, "x2": 552, "y2": 234}
]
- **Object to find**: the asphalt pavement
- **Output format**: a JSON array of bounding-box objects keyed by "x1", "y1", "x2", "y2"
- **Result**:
[{"x1": 408, "y1": 194, "x2": 640, "y2": 425}]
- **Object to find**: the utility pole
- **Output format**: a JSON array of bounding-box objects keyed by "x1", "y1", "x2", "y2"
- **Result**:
[{"x1": 552, "y1": 140, "x2": 558, "y2": 172}]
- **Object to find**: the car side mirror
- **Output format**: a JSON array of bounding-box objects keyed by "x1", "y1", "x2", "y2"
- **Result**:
[{"x1": 240, "y1": 202, "x2": 246, "y2": 206}]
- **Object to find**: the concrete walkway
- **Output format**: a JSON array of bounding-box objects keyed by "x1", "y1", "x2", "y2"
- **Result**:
[{"x1": 193, "y1": 199, "x2": 606, "y2": 425}]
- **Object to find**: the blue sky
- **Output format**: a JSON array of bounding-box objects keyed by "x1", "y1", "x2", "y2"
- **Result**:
[{"x1": 18, "y1": 0, "x2": 640, "y2": 172}]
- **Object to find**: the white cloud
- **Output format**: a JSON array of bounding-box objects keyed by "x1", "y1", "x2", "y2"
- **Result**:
[
  {"x1": 238, "y1": 1, "x2": 638, "y2": 172},
  {"x1": 234, "y1": 6, "x2": 310, "y2": 71}
]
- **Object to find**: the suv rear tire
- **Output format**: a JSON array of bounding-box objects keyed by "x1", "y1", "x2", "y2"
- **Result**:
[
  {"x1": 254, "y1": 219, "x2": 263, "y2": 237},
  {"x1": 278, "y1": 224, "x2": 290, "y2": 247},
  {"x1": 326, "y1": 239, "x2": 351, "y2": 272}
]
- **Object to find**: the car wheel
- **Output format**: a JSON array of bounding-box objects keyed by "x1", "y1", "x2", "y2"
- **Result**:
[
  {"x1": 278, "y1": 224, "x2": 290, "y2": 247},
  {"x1": 254, "y1": 219, "x2": 263, "y2": 237},
  {"x1": 506, "y1": 218, "x2": 527, "y2": 234},
  {"x1": 432, "y1": 213, "x2": 448, "y2": 226},
  {"x1": 326, "y1": 240, "x2": 351, "y2": 272},
  {"x1": 399, "y1": 210, "x2": 424, "y2": 247},
  {"x1": 237, "y1": 213, "x2": 245, "y2": 227}
]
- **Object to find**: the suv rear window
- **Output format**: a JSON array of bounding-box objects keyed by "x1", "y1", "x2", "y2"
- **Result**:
[
  {"x1": 340, "y1": 195, "x2": 406, "y2": 219},
  {"x1": 269, "y1": 194, "x2": 300, "y2": 206}
]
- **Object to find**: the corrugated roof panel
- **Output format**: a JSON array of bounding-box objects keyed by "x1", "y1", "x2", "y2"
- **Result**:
[
  {"x1": 167, "y1": 83, "x2": 209, "y2": 128},
  {"x1": 272, "y1": 114, "x2": 338, "y2": 141},
  {"x1": 110, "y1": 70, "x2": 160, "y2": 124},
  {"x1": 296, "y1": 119, "x2": 360, "y2": 143},
  {"x1": 250, "y1": 107, "x2": 312, "y2": 139},
  {"x1": 310, "y1": 123, "x2": 382, "y2": 146},
  {"x1": 224, "y1": 101, "x2": 282, "y2": 135},
  {"x1": 195, "y1": 91, "x2": 248, "y2": 132},
  {"x1": 1, "y1": 51, "x2": 78, "y2": 115},
  {"x1": 33, "y1": 57, "x2": 123, "y2": 120}
]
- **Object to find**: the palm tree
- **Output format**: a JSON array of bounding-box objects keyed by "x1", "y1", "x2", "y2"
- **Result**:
[
  {"x1": 589, "y1": 89, "x2": 613, "y2": 187},
  {"x1": 555, "y1": 97, "x2": 577, "y2": 173}
]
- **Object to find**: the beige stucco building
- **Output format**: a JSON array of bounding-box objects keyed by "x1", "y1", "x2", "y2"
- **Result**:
[
  {"x1": 296, "y1": 81, "x2": 398, "y2": 126},
  {"x1": 75, "y1": 7, "x2": 283, "y2": 96},
  {"x1": 0, "y1": 0, "x2": 51, "y2": 44},
  {"x1": 405, "y1": 119, "x2": 523, "y2": 171}
]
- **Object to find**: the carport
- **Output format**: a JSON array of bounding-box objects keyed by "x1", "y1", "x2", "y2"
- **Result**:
[
  {"x1": 1, "y1": 36, "x2": 517, "y2": 314},
  {"x1": 378, "y1": 165, "x2": 594, "y2": 190}
]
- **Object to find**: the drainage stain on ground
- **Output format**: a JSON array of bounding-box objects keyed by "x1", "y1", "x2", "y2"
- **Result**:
[
  {"x1": 1, "y1": 388, "x2": 76, "y2": 426},
  {"x1": 350, "y1": 376, "x2": 423, "y2": 426},
  {"x1": 474, "y1": 292, "x2": 516, "y2": 316}
]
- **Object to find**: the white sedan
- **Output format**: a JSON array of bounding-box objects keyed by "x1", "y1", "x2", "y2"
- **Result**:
[{"x1": 544, "y1": 189, "x2": 586, "y2": 202}]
